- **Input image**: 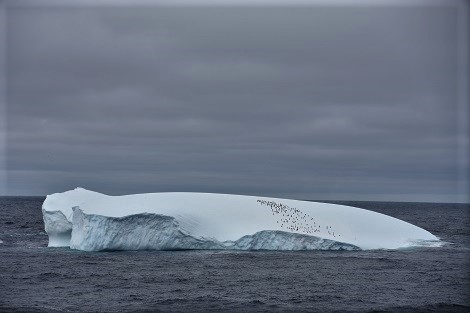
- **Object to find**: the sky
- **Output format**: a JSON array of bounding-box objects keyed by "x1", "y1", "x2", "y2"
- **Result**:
[{"x1": 2, "y1": 0, "x2": 469, "y2": 202}]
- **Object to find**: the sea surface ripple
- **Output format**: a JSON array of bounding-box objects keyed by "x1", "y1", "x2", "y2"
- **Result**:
[{"x1": 0, "y1": 197, "x2": 469, "y2": 312}]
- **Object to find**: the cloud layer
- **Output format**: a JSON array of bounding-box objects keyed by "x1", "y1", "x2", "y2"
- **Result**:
[{"x1": 5, "y1": 4, "x2": 468, "y2": 201}]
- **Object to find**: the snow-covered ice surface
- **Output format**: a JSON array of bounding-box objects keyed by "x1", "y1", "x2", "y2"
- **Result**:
[{"x1": 42, "y1": 188, "x2": 439, "y2": 251}]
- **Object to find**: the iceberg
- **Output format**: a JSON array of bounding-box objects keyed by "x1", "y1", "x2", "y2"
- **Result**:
[{"x1": 42, "y1": 188, "x2": 439, "y2": 251}]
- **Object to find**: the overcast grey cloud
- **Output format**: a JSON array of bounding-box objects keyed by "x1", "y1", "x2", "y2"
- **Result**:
[{"x1": 3, "y1": 2, "x2": 469, "y2": 202}]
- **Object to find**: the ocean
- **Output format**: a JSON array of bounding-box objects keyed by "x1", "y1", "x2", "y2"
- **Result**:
[{"x1": 0, "y1": 197, "x2": 469, "y2": 312}]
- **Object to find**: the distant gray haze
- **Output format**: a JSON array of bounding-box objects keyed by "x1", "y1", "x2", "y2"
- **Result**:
[{"x1": 3, "y1": 1, "x2": 469, "y2": 202}]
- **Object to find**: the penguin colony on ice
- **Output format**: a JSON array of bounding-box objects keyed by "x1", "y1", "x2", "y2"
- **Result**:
[{"x1": 257, "y1": 199, "x2": 339, "y2": 238}]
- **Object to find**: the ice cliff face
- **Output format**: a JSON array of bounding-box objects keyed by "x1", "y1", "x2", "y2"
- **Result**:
[
  {"x1": 70, "y1": 208, "x2": 226, "y2": 251},
  {"x1": 231, "y1": 231, "x2": 359, "y2": 251},
  {"x1": 69, "y1": 207, "x2": 359, "y2": 251},
  {"x1": 42, "y1": 188, "x2": 440, "y2": 251},
  {"x1": 42, "y1": 209, "x2": 72, "y2": 247}
]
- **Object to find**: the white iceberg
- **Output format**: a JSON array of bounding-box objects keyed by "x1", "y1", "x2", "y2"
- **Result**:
[{"x1": 42, "y1": 188, "x2": 439, "y2": 251}]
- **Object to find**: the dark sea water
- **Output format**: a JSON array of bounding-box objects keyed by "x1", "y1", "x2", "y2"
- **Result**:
[{"x1": 0, "y1": 197, "x2": 469, "y2": 313}]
